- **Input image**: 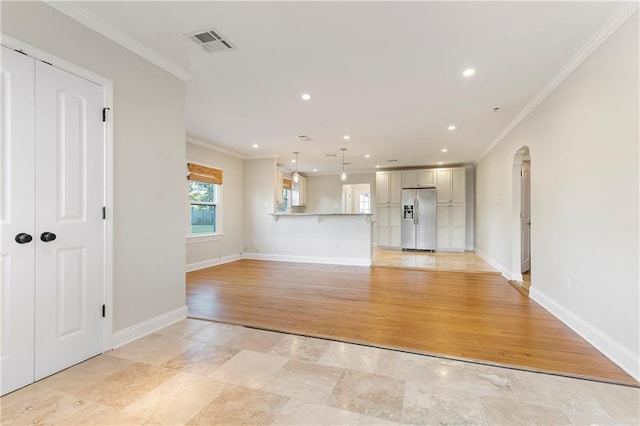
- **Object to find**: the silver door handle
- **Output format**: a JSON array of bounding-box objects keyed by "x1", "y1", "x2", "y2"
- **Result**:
[{"x1": 414, "y1": 198, "x2": 418, "y2": 225}]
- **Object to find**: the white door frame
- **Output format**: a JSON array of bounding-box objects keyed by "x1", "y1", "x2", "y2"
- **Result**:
[
  {"x1": 2, "y1": 34, "x2": 114, "y2": 351},
  {"x1": 511, "y1": 146, "x2": 530, "y2": 285}
]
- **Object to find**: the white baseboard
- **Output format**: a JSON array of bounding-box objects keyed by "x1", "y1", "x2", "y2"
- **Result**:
[
  {"x1": 530, "y1": 288, "x2": 640, "y2": 381},
  {"x1": 242, "y1": 252, "x2": 371, "y2": 267},
  {"x1": 186, "y1": 253, "x2": 242, "y2": 272},
  {"x1": 111, "y1": 305, "x2": 188, "y2": 348},
  {"x1": 474, "y1": 249, "x2": 515, "y2": 280}
]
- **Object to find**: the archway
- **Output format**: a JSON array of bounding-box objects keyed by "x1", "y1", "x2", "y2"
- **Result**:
[{"x1": 511, "y1": 146, "x2": 531, "y2": 292}]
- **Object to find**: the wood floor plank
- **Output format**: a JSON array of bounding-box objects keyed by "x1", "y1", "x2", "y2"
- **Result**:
[{"x1": 186, "y1": 260, "x2": 637, "y2": 386}]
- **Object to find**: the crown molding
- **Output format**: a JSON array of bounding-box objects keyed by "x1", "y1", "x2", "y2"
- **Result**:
[
  {"x1": 477, "y1": 3, "x2": 639, "y2": 163},
  {"x1": 44, "y1": 1, "x2": 192, "y2": 81},
  {"x1": 186, "y1": 136, "x2": 246, "y2": 159}
]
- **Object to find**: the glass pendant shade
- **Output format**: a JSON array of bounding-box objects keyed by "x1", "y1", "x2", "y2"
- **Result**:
[
  {"x1": 292, "y1": 152, "x2": 300, "y2": 183},
  {"x1": 340, "y1": 148, "x2": 347, "y2": 181}
]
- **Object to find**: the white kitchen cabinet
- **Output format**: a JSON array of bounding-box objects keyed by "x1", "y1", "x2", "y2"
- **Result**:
[
  {"x1": 377, "y1": 204, "x2": 401, "y2": 247},
  {"x1": 436, "y1": 203, "x2": 466, "y2": 251},
  {"x1": 402, "y1": 169, "x2": 435, "y2": 188},
  {"x1": 376, "y1": 171, "x2": 402, "y2": 248},
  {"x1": 376, "y1": 171, "x2": 402, "y2": 204},
  {"x1": 435, "y1": 167, "x2": 466, "y2": 251},
  {"x1": 291, "y1": 175, "x2": 307, "y2": 207},
  {"x1": 436, "y1": 168, "x2": 465, "y2": 204}
]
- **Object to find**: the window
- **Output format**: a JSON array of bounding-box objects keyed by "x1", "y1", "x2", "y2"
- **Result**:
[
  {"x1": 187, "y1": 163, "x2": 223, "y2": 235},
  {"x1": 359, "y1": 193, "x2": 371, "y2": 214},
  {"x1": 189, "y1": 181, "x2": 217, "y2": 234}
]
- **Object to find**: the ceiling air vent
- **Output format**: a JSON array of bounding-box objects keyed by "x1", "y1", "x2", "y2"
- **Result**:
[
  {"x1": 185, "y1": 28, "x2": 236, "y2": 54},
  {"x1": 297, "y1": 135, "x2": 312, "y2": 142}
]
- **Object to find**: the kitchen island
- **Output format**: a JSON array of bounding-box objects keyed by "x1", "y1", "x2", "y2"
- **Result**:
[{"x1": 242, "y1": 213, "x2": 374, "y2": 266}]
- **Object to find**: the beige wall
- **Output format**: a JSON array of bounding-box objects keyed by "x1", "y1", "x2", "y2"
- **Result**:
[
  {"x1": 475, "y1": 13, "x2": 639, "y2": 378},
  {"x1": 2, "y1": 1, "x2": 187, "y2": 332},
  {"x1": 243, "y1": 158, "x2": 278, "y2": 253},
  {"x1": 186, "y1": 141, "x2": 244, "y2": 267}
]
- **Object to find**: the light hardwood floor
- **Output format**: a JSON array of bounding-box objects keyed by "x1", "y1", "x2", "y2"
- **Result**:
[
  {"x1": 372, "y1": 248, "x2": 498, "y2": 273},
  {"x1": 187, "y1": 260, "x2": 637, "y2": 387}
]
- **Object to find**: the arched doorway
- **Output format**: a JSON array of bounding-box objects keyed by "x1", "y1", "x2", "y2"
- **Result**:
[{"x1": 511, "y1": 146, "x2": 531, "y2": 292}]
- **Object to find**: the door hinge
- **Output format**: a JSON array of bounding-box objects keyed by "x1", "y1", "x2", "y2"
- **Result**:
[
  {"x1": 102, "y1": 206, "x2": 106, "y2": 220},
  {"x1": 102, "y1": 304, "x2": 106, "y2": 318},
  {"x1": 102, "y1": 107, "x2": 110, "y2": 122}
]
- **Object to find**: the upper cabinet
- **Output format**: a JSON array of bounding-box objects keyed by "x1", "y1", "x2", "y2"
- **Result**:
[
  {"x1": 402, "y1": 170, "x2": 435, "y2": 188},
  {"x1": 376, "y1": 171, "x2": 402, "y2": 204},
  {"x1": 435, "y1": 168, "x2": 465, "y2": 204}
]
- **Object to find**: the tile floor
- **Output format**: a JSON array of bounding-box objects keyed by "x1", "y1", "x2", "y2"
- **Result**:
[
  {"x1": 372, "y1": 249, "x2": 498, "y2": 273},
  {"x1": 2, "y1": 319, "x2": 638, "y2": 425}
]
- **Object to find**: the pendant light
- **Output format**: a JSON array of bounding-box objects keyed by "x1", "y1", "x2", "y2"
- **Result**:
[
  {"x1": 292, "y1": 152, "x2": 301, "y2": 183},
  {"x1": 340, "y1": 148, "x2": 348, "y2": 182}
]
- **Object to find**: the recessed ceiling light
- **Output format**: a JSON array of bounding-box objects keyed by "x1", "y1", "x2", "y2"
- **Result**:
[
  {"x1": 365, "y1": 154, "x2": 370, "y2": 158},
  {"x1": 313, "y1": 168, "x2": 318, "y2": 172},
  {"x1": 462, "y1": 68, "x2": 476, "y2": 77},
  {"x1": 301, "y1": 93, "x2": 311, "y2": 101},
  {"x1": 291, "y1": 159, "x2": 296, "y2": 163},
  {"x1": 251, "y1": 144, "x2": 259, "y2": 148},
  {"x1": 343, "y1": 135, "x2": 350, "y2": 140},
  {"x1": 441, "y1": 148, "x2": 448, "y2": 153},
  {"x1": 438, "y1": 162, "x2": 444, "y2": 165},
  {"x1": 448, "y1": 125, "x2": 456, "y2": 131},
  {"x1": 376, "y1": 165, "x2": 381, "y2": 168}
]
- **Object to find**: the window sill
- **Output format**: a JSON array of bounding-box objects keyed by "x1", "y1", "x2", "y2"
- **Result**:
[{"x1": 186, "y1": 233, "x2": 224, "y2": 243}]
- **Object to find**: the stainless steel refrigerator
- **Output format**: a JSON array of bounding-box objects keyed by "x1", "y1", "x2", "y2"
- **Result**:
[{"x1": 401, "y1": 187, "x2": 436, "y2": 251}]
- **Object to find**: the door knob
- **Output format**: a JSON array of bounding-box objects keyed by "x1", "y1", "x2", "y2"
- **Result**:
[
  {"x1": 15, "y1": 233, "x2": 33, "y2": 244},
  {"x1": 40, "y1": 232, "x2": 57, "y2": 242}
]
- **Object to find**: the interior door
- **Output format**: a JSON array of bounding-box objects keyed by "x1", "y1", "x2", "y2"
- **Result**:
[
  {"x1": 1, "y1": 46, "x2": 37, "y2": 395},
  {"x1": 33, "y1": 61, "x2": 105, "y2": 380},
  {"x1": 520, "y1": 160, "x2": 531, "y2": 272}
]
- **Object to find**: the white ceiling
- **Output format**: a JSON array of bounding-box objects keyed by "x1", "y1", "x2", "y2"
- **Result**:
[{"x1": 70, "y1": 1, "x2": 625, "y2": 175}]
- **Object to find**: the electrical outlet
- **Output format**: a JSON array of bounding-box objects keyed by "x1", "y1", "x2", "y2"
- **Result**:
[{"x1": 566, "y1": 278, "x2": 572, "y2": 291}]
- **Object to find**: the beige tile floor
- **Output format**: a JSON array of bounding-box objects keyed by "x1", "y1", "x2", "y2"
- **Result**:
[
  {"x1": 2, "y1": 319, "x2": 638, "y2": 425},
  {"x1": 373, "y1": 249, "x2": 498, "y2": 273}
]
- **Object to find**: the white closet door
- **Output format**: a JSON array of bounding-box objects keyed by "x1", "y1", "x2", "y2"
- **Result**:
[
  {"x1": 0, "y1": 47, "x2": 37, "y2": 395},
  {"x1": 34, "y1": 61, "x2": 104, "y2": 380}
]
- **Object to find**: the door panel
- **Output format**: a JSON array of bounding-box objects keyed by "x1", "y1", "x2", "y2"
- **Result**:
[
  {"x1": 435, "y1": 169, "x2": 451, "y2": 203},
  {"x1": 402, "y1": 171, "x2": 417, "y2": 188},
  {"x1": 0, "y1": 47, "x2": 36, "y2": 396},
  {"x1": 418, "y1": 170, "x2": 435, "y2": 187},
  {"x1": 34, "y1": 61, "x2": 104, "y2": 380},
  {"x1": 451, "y1": 205, "x2": 466, "y2": 227},
  {"x1": 389, "y1": 205, "x2": 401, "y2": 247},
  {"x1": 451, "y1": 168, "x2": 466, "y2": 203},
  {"x1": 377, "y1": 206, "x2": 389, "y2": 246},
  {"x1": 521, "y1": 160, "x2": 531, "y2": 272},
  {"x1": 451, "y1": 227, "x2": 465, "y2": 251},
  {"x1": 437, "y1": 227, "x2": 450, "y2": 250},
  {"x1": 436, "y1": 206, "x2": 450, "y2": 226},
  {"x1": 389, "y1": 172, "x2": 402, "y2": 204},
  {"x1": 401, "y1": 190, "x2": 416, "y2": 249},
  {"x1": 416, "y1": 189, "x2": 436, "y2": 250},
  {"x1": 376, "y1": 172, "x2": 389, "y2": 203}
]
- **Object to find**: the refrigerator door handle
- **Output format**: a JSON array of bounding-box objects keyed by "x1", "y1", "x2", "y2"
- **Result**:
[{"x1": 414, "y1": 198, "x2": 419, "y2": 225}]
